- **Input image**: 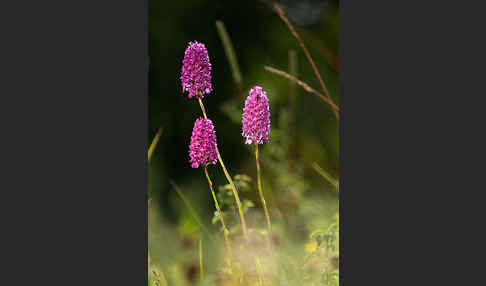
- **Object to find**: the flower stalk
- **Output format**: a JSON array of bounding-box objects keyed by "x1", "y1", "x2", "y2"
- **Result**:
[
  {"x1": 203, "y1": 165, "x2": 233, "y2": 268},
  {"x1": 254, "y1": 142, "x2": 271, "y2": 233},
  {"x1": 241, "y1": 86, "x2": 272, "y2": 238}
]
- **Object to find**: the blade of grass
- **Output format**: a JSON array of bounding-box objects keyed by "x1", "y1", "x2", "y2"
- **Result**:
[
  {"x1": 297, "y1": 28, "x2": 338, "y2": 73},
  {"x1": 148, "y1": 127, "x2": 163, "y2": 163},
  {"x1": 215, "y1": 20, "x2": 243, "y2": 92},
  {"x1": 170, "y1": 180, "x2": 214, "y2": 240},
  {"x1": 312, "y1": 162, "x2": 339, "y2": 191},
  {"x1": 199, "y1": 239, "x2": 204, "y2": 281},
  {"x1": 289, "y1": 50, "x2": 298, "y2": 166},
  {"x1": 264, "y1": 66, "x2": 339, "y2": 113}
]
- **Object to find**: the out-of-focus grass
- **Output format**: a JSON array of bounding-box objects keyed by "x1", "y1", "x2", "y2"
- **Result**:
[
  {"x1": 149, "y1": 127, "x2": 163, "y2": 163},
  {"x1": 215, "y1": 20, "x2": 242, "y2": 91}
]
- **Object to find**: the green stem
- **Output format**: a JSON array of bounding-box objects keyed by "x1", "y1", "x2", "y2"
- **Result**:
[
  {"x1": 198, "y1": 97, "x2": 208, "y2": 119},
  {"x1": 203, "y1": 166, "x2": 233, "y2": 269},
  {"x1": 216, "y1": 149, "x2": 249, "y2": 240},
  {"x1": 199, "y1": 239, "x2": 204, "y2": 281},
  {"x1": 254, "y1": 143, "x2": 272, "y2": 233}
]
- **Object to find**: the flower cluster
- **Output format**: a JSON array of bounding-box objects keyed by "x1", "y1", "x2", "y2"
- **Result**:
[
  {"x1": 189, "y1": 117, "x2": 218, "y2": 168},
  {"x1": 241, "y1": 86, "x2": 270, "y2": 144},
  {"x1": 181, "y1": 42, "x2": 271, "y2": 169},
  {"x1": 180, "y1": 41, "x2": 212, "y2": 99}
]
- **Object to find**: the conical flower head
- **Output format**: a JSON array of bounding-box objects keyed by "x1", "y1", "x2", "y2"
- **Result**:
[
  {"x1": 189, "y1": 117, "x2": 218, "y2": 168},
  {"x1": 180, "y1": 41, "x2": 212, "y2": 99},
  {"x1": 242, "y1": 86, "x2": 270, "y2": 144}
]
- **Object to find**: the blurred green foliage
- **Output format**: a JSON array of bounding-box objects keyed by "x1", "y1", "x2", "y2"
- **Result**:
[{"x1": 149, "y1": 0, "x2": 339, "y2": 285}]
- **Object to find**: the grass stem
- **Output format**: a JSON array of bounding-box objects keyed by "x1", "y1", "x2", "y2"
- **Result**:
[
  {"x1": 288, "y1": 50, "x2": 298, "y2": 167},
  {"x1": 148, "y1": 127, "x2": 163, "y2": 162},
  {"x1": 264, "y1": 66, "x2": 339, "y2": 113},
  {"x1": 199, "y1": 239, "x2": 204, "y2": 281},
  {"x1": 215, "y1": 20, "x2": 243, "y2": 91},
  {"x1": 312, "y1": 162, "x2": 339, "y2": 191}
]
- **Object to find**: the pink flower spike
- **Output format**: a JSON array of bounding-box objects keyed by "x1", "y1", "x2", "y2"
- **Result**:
[
  {"x1": 242, "y1": 86, "x2": 270, "y2": 144},
  {"x1": 189, "y1": 117, "x2": 218, "y2": 168},
  {"x1": 180, "y1": 41, "x2": 212, "y2": 99}
]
